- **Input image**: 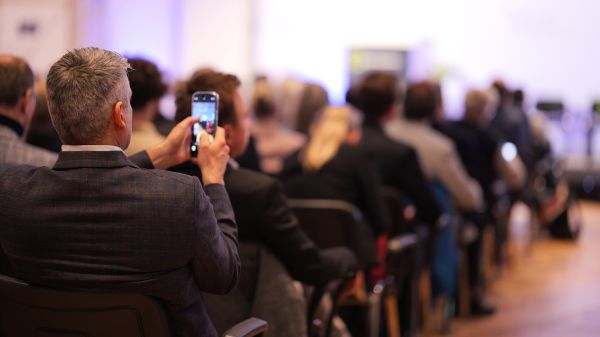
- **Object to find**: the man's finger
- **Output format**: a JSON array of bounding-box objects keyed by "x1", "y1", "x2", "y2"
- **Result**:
[{"x1": 176, "y1": 116, "x2": 200, "y2": 130}]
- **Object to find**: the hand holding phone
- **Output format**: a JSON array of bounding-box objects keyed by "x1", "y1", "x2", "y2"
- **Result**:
[
  {"x1": 190, "y1": 91, "x2": 219, "y2": 156},
  {"x1": 197, "y1": 126, "x2": 230, "y2": 185}
]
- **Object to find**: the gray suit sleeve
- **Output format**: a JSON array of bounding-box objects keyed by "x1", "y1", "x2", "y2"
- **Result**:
[{"x1": 191, "y1": 181, "x2": 240, "y2": 294}]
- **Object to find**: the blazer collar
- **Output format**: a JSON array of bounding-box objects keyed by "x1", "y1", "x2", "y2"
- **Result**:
[
  {"x1": 362, "y1": 119, "x2": 384, "y2": 134},
  {"x1": 53, "y1": 151, "x2": 139, "y2": 170}
]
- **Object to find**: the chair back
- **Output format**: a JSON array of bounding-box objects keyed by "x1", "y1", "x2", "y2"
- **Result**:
[
  {"x1": 288, "y1": 199, "x2": 365, "y2": 266},
  {"x1": 0, "y1": 274, "x2": 170, "y2": 337},
  {"x1": 380, "y1": 186, "x2": 413, "y2": 236}
]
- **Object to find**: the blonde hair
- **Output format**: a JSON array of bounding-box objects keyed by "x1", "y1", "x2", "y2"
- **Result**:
[{"x1": 302, "y1": 105, "x2": 361, "y2": 171}]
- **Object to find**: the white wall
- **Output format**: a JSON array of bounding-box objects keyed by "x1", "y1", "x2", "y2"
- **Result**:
[
  {"x1": 4, "y1": 0, "x2": 600, "y2": 116},
  {"x1": 77, "y1": 0, "x2": 184, "y2": 79},
  {"x1": 179, "y1": 0, "x2": 252, "y2": 86},
  {"x1": 0, "y1": 0, "x2": 77, "y2": 76},
  {"x1": 254, "y1": 0, "x2": 600, "y2": 114}
]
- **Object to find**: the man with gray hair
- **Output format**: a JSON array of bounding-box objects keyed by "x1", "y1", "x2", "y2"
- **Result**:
[
  {"x1": 0, "y1": 55, "x2": 57, "y2": 166},
  {"x1": 0, "y1": 47, "x2": 239, "y2": 337}
]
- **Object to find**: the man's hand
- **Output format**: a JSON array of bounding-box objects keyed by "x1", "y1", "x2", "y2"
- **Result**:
[
  {"x1": 197, "y1": 127, "x2": 229, "y2": 185},
  {"x1": 146, "y1": 116, "x2": 197, "y2": 170}
]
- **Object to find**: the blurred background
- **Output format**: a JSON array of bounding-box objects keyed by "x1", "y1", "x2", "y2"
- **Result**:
[
  {"x1": 3, "y1": 1, "x2": 600, "y2": 336},
  {"x1": 3, "y1": 0, "x2": 600, "y2": 156}
]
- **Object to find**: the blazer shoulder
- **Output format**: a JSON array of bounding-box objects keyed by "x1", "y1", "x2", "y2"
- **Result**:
[{"x1": 136, "y1": 166, "x2": 201, "y2": 189}]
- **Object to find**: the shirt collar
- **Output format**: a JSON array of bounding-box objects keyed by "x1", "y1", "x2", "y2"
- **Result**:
[
  {"x1": 228, "y1": 158, "x2": 240, "y2": 170},
  {"x1": 0, "y1": 115, "x2": 23, "y2": 137},
  {"x1": 61, "y1": 144, "x2": 124, "y2": 152}
]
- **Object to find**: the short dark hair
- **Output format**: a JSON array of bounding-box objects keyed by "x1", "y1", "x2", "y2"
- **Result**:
[
  {"x1": 404, "y1": 82, "x2": 436, "y2": 120},
  {"x1": 0, "y1": 55, "x2": 34, "y2": 108},
  {"x1": 253, "y1": 97, "x2": 276, "y2": 120},
  {"x1": 127, "y1": 58, "x2": 167, "y2": 110},
  {"x1": 175, "y1": 71, "x2": 241, "y2": 126},
  {"x1": 358, "y1": 72, "x2": 400, "y2": 120}
]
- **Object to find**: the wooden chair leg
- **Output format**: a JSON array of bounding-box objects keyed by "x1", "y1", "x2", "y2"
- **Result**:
[
  {"x1": 481, "y1": 225, "x2": 495, "y2": 291},
  {"x1": 458, "y1": 248, "x2": 470, "y2": 317},
  {"x1": 419, "y1": 269, "x2": 432, "y2": 334},
  {"x1": 384, "y1": 293, "x2": 401, "y2": 337}
]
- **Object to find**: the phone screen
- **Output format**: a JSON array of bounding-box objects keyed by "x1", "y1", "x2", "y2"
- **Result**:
[{"x1": 190, "y1": 91, "x2": 219, "y2": 155}]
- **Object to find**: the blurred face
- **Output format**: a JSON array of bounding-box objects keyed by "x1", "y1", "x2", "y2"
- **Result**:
[{"x1": 226, "y1": 90, "x2": 251, "y2": 157}]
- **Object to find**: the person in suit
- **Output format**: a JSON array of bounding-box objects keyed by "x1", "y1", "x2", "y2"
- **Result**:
[
  {"x1": 0, "y1": 55, "x2": 57, "y2": 166},
  {"x1": 350, "y1": 73, "x2": 455, "y2": 333},
  {"x1": 124, "y1": 57, "x2": 168, "y2": 155},
  {"x1": 281, "y1": 105, "x2": 387, "y2": 268},
  {"x1": 433, "y1": 89, "x2": 525, "y2": 316},
  {"x1": 386, "y1": 81, "x2": 483, "y2": 212},
  {"x1": 0, "y1": 47, "x2": 239, "y2": 337},
  {"x1": 349, "y1": 73, "x2": 444, "y2": 229},
  {"x1": 171, "y1": 70, "x2": 358, "y2": 337}
]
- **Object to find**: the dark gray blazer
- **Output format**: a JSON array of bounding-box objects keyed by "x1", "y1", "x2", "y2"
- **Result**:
[{"x1": 0, "y1": 150, "x2": 240, "y2": 337}]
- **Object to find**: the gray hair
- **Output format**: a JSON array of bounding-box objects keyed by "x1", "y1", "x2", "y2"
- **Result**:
[{"x1": 46, "y1": 47, "x2": 131, "y2": 145}]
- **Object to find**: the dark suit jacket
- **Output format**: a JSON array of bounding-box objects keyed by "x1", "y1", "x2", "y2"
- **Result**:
[
  {"x1": 171, "y1": 161, "x2": 356, "y2": 285},
  {"x1": 280, "y1": 144, "x2": 387, "y2": 266},
  {"x1": 0, "y1": 151, "x2": 240, "y2": 337},
  {"x1": 434, "y1": 120, "x2": 498, "y2": 203},
  {"x1": 359, "y1": 120, "x2": 443, "y2": 227},
  {"x1": 281, "y1": 144, "x2": 388, "y2": 236}
]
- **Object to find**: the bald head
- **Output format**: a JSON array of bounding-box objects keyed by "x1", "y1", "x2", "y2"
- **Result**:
[{"x1": 0, "y1": 55, "x2": 34, "y2": 108}]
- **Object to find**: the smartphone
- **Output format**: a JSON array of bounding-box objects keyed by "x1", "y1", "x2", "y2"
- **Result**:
[{"x1": 190, "y1": 91, "x2": 219, "y2": 156}]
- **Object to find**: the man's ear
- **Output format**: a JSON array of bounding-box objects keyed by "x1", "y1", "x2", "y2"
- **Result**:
[
  {"x1": 19, "y1": 89, "x2": 35, "y2": 115},
  {"x1": 113, "y1": 101, "x2": 127, "y2": 129},
  {"x1": 223, "y1": 123, "x2": 234, "y2": 143}
]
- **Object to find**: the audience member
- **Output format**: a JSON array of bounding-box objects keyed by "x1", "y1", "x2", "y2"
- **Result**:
[
  {"x1": 281, "y1": 105, "x2": 387, "y2": 267},
  {"x1": 512, "y1": 88, "x2": 535, "y2": 175},
  {"x1": 252, "y1": 76, "x2": 306, "y2": 175},
  {"x1": 26, "y1": 79, "x2": 62, "y2": 152},
  {"x1": 353, "y1": 73, "x2": 444, "y2": 228},
  {"x1": 295, "y1": 82, "x2": 330, "y2": 134},
  {"x1": 352, "y1": 73, "x2": 458, "y2": 333},
  {"x1": 433, "y1": 89, "x2": 525, "y2": 316},
  {"x1": 386, "y1": 81, "x2": 483, "y2": 212},
  {"x1": 488, "y1": 81, "x2": 534, "y2": 176},
  {"x1": 171, "y1": 70, "x2": 358, "y2": 336},
  {"x1": 0, "y1": 47, "x2": 239, "y2": 337},
  {"x1": 435, "y1": 89, "x2": 525, "y2": 202},
  {"x1": 0, "y1": 55, "x2": 57, "y2": 166},
  {"x1": 124, "y1": 57, "x2": 168, "y2": 155}
]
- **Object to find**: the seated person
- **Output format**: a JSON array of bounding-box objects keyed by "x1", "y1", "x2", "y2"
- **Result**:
[
  {"x1": 385, "y1": 81, "x2": 483, "y2": 213},
  {"x1": 124, "y1": 57, "x2": 168, "y2": 155},
  {"x1": 0, "y1": 55, "x2": 57, "y2": 166},
  {"x1": 385, "y1": 81, "x2": 484, "y2": 317},
  {"x1": 349, "y1": 73, "x2": 444, "y2": 230},
  {"x1": 251, "y1": 76, "x2": 306, "y2": 175},
  {"x1": 281, "y1": 105, "x2": 388, "y2": 268},
  {"x1": 0, "y1": 47, "x2": 238, "y2": 337},
  {"x1": 434, "y1": 89, "x2": 525, "y2": 316},
  {"x1": 170, "y1": 70, "x2": 358, "y2": 336}
]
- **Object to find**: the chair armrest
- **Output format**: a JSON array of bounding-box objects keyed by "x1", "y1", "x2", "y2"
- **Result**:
[
  {"x1": 223, "y1": 318, "x2": 268, "y2": 337},
  {"x1": 387, "y1": 234, "x2": 418, "y2": 253}
]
